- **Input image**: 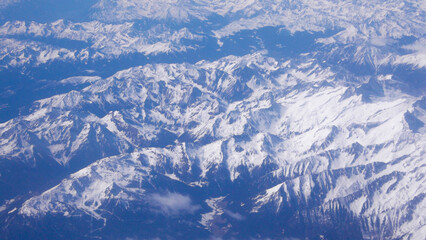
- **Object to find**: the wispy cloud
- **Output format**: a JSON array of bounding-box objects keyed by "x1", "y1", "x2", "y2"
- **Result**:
[
  {"x1": 0, "y1": 0, "x2": 19, "y2": 9},
  {"x1": 149, "y1": 192, "x2": 200, "y2": 215},
  {"x1": 223, "y1": 209, "x2": 245, "y2": 221}
]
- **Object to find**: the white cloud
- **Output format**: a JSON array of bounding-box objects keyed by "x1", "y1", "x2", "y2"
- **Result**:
[
  {"x1": 394, "y1": 39, "x2": 426, "y2": 69},
  {"x1": 223, "y1": 209, "x2": 245, "y2": 220},
  {"x1": 150, "y1": 192, "x2": 200, "y2": 215},
  {"x1": 0, "y1": 0, "x2": 19, "y2": 9}
]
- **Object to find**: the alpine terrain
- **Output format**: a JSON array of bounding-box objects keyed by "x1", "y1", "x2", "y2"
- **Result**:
[{"x1": 0, "y1": 0, "x2": 425, "y2": 239}]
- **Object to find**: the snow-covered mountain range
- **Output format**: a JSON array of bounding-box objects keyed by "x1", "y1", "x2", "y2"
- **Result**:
[{"x1": 0, "y1": 0, "x2": 425, "y2": 239}]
